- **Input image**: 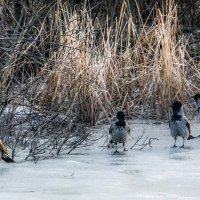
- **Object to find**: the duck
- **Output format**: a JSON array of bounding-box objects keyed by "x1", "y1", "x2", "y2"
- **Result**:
[
  {"x1": 0, "y1": 139, "x2": 14, "y2": 163},
  {"x1": 169, "y1": 100, "x2": 193, "y2": 148},
  {"x1": 192, "y1": 93, "x2": 200, "y2": 120},
  {"x1": 108, "y1": 111, "x2": 130, "y2": 152}
]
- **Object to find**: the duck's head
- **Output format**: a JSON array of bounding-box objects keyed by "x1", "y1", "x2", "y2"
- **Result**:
[
  {"x1": 170, "y1": 100, "x2": 182, "y2": 113},
  {"x1": 116, "y1": 111, "x2": 126, "y2": 121}
]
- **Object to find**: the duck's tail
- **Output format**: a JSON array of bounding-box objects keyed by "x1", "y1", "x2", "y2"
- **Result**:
[{"x1": 187, "y1": 134, "x2": 200, "y2": 140}]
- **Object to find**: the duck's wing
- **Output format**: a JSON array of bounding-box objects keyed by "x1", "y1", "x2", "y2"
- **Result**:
[
  {"x1": 186, "y1": 121, "x2": 191, "y2": 134},
  {"x1": 125, "y1": 122, "x2": 130, "y2": 134},
  {"x1": 182, "y1": 116, "x2": 191, "y2": 134},
  {"x1": 109, "y1": 123, "x2": 114, "y2": 134}
]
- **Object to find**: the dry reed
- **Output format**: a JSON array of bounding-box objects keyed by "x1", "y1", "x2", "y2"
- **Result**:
[{"x1": 0, "y1": 0, "x2": 199, "y2": 159}]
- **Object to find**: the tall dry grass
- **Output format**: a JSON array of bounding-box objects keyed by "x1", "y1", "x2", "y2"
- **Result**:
[
  {"x1": 0, "y1": 0, "x2": 199, "y2": 160},
  {"x1": 32, "y1": 0, "x2": 198, "y2": 124},
  {"x1": 0, "y1": 0, "x2": 199, "y2": 125}
]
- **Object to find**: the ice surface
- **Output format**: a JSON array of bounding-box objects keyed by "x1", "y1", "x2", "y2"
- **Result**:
[{"x1": 1, "y1": 119, "x2": 200, "y2": 200}]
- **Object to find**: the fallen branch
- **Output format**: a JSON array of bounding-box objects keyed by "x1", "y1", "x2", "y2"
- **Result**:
[{"x1": 130, "y1": 129, "x2": 159, "y2": 150}]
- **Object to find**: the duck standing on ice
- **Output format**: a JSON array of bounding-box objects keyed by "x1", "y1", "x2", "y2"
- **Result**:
[
  {"x1": 108, "y1": 111, "x2": 130, "y2": 153},
  {"x1": 169, "y1": 100, "x2": 194, "y2": 148}
]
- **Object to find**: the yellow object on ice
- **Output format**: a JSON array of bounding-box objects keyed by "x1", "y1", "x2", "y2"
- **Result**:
[{"x1": 0, "y1": 139, "x2": 8, "y2": 156}]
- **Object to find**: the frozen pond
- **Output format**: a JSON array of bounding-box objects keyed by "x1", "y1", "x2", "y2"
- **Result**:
[{"x1": 1, "y1": 119, "x2": 200, "y2": 200}]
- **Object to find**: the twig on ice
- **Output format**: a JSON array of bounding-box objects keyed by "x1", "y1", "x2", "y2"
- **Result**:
[{"x1": 130, "y1": 129, "x2": 159, "y2": 150}]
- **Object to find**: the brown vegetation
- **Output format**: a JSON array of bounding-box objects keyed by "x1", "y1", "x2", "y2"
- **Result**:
[{"x1": 0, "y1": 0, "x2": 199, "y2": 160}]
